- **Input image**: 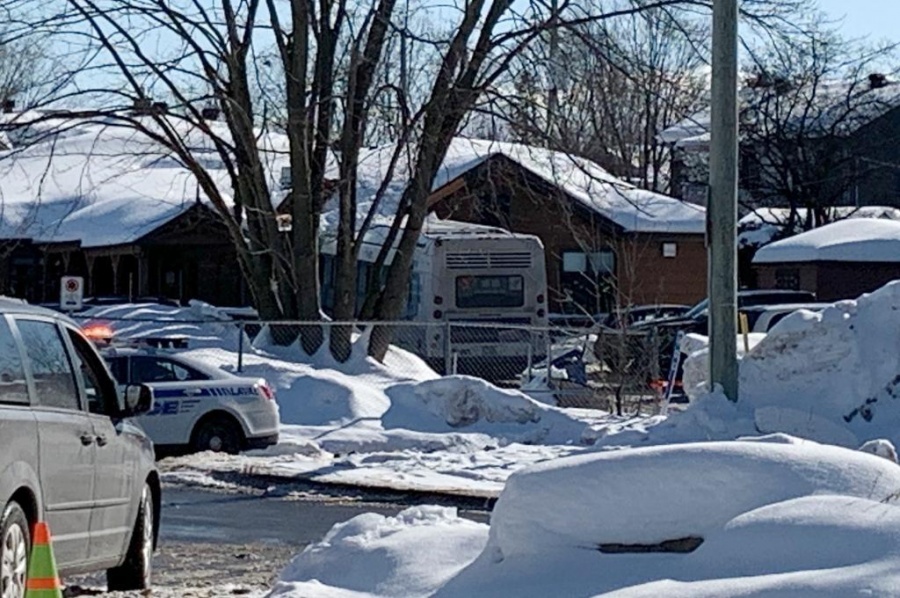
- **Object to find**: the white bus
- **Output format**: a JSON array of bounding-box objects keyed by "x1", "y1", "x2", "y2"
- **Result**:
[{"x1": 320, "y1": 217, "x2": 548, "y2": 374}]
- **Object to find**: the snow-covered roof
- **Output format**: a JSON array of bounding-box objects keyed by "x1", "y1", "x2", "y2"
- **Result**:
[
  {"x1": 0, "y1": 116, "x2": 290, "y2": 248},
  {"x1": 753, "y1": 218, "x2": 900, "y2": 264},
  {"x1": 740, "y1": 206, "x2": 900, "y2": 249},
  {"x1": 332, "y1": 138, "x2": 705, "y2": 235}
]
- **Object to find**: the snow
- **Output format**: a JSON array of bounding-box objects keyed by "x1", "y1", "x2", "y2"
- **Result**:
[
  {"x1": 666, "y1": 281, "x2": 900, "y2": 449},
  {"x1": 87, "y1": 302, "x2": 597, "y2": 496},
  {"x1": 267, "y1": 439, "x2": 900, "y2": 598},
  {"x1": 739, "y1": 206, "x2": 900, "y2": 249},
  {"x1": 337, "y1": 138, "x2": 705, "y2": 235},
  {"x1": 753, "y1": 218, "x2": 900, "y2": 263},
  {"x1": 0, "y1": 116, "x2": 289, "y2": 247}
]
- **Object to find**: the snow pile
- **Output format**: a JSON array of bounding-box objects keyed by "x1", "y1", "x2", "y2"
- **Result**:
[
  {"x1": 666, "y1": 281, "x2": 900, "y2": 448},
  {"x1": 157, "y1": 318, "x2": 595, "y2": 495},
  {"x1": 269, "y1": 506, "x2": 487, "y2": 598},
  {"x1": 383, "y1": 376, "x2": 590, "y2": 444},
  {"x1": 487, "y1": 440, "x2": 900, "y2": 557},
  {"x1": 267, "y1": 438, "x2": 900, "y2": 597}
]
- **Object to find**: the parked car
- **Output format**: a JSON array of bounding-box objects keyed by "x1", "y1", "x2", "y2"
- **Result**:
[
  {"x1": 101, "y1": 346, "x2": 279, "y2": 455},
  {"x1": 0, "y1": 299, "x2": 158, "y2": 595},
  {"x1": 602, "y1": 304, "x2": 691, "y2": 329},
  {"x1": 633, "y1": 289, "x2": 818, "y2": 336},
  {"x1": 741, "y1": 303, "x2": 832, "y2": 333}
]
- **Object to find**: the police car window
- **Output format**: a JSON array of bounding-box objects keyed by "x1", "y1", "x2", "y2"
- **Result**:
[
  {"x1": 131, "y1": 356, "x2": 207, "y2": 383},
  {"x1": 106, "y1": 356, "x2": 128, "y2": 384},
  {"x1": 0, "y1": 317, "x2": 28, "y2": 404},
  {"x1": 15, "y1": 319, "x2": 79, "y2": 411},
  {"x1": 66, "y1": 329, "x2": 118, "y2": 416}
]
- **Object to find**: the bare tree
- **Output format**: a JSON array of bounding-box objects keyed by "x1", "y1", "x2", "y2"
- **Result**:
[
  {"x1": 5, "y1": 0, "x2": 820, "y2": 365},
  {"x1": 507, "y1": 8, "x2": 708, "y2": 193}
]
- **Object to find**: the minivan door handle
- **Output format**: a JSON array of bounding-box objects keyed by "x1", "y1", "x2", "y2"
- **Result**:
[
  {"x1": 80, "y1": 433, "x2": 95, "y2": 446},
  {"x1": 95, "y1": 435, "x2": 108, "y2": 447}
]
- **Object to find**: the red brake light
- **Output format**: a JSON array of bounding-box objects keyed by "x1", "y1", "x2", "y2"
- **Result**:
[
  {"x1": 537, "y1": 294, "x2": 545, "y2": 304},
  {"x1": 257, "y1": 383, "x2": 275, "y2": 401}
]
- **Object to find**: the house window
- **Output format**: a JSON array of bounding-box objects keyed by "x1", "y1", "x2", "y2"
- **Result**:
[
  {"x1": 559, "y1": 249, "x2": 616, "y2": 315},
  {"x1": 774, "y1": 267, "x2": 800, "y2": 290}
]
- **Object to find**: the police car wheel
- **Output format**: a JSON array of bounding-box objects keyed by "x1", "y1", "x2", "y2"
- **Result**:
[
  {"x1": 192, "y1": 416, "x2": 243, "y2": 454},
  {"x1": 0, "y1": 502, "x2": 29, "y2": 598}
]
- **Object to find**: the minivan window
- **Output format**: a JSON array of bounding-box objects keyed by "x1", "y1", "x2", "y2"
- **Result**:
[
  {"x1": 67, "y1": 329, "x2": 119, "y2": 416},
  {"x1": 0, "y1": 317, "x2": 29, "y2": 404},
  {"x1": 16, "y1": 319, "x2": 80, "y2": 410}
]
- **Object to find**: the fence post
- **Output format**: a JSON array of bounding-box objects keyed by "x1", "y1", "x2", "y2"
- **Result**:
[
  {"x1": 526, "y1": 338, "x2": 533, "y2": 382},
  {"x1": 237, "y1": 321, "x2": 244, "y2": 373},
  {"x1": 443, "y1": 320, "x2": 453, "y2": 376}
]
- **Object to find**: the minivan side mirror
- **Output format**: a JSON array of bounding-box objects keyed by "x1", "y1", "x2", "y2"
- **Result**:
[{"x1": 122, "y1": 384, "x2": 154, "y2": 417}]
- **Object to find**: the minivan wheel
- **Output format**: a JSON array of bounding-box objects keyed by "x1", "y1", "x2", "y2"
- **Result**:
[
  {"x1": 192, "y1": 416, "x2": 243, "y2": 454},
  {"x1": 107, "y1": 484, "x2": 154, "y2": 591},
  {"x1": 0, "y1": 502, "x2": 29, "y2": 598}
]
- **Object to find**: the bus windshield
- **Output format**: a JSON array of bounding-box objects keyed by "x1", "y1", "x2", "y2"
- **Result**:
[{"x1": 455, "y1": 275, "x2": 524, "y2": 309}]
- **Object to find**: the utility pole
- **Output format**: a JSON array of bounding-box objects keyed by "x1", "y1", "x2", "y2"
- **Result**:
[{"x1": 708, "y1": 0, "x2": 739, "y2": 401}]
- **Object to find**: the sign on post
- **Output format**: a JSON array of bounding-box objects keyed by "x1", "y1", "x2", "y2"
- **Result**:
[{"x1": 60, "y1": 276, "x2": 84, "y2": 312}]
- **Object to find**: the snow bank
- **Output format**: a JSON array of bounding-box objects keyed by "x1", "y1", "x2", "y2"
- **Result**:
[
  {"x1": 266, "y1": 438, "x2": 900, "y2": 598},
  {"x1": 383, "y1": 376, "x2": 590, "y2": 444},
  {"x1": 676, "y1": 281, "x2": 900, "y2": 448},
  {"x1": 487, "y1": 439, "x2": 900, "y2": 559},
  {"x1": 269, "y1": 506, "x2": 487, "y2": 598}
]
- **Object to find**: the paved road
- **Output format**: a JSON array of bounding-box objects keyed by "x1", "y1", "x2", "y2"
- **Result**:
[{"x1": 66, "y1": 484, "x2": 490, "y2": 597}]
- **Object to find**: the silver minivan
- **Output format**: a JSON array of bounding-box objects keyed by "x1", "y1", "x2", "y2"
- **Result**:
[{"x1": 0, "y1": 299, "x2": 158, "y2": 597}]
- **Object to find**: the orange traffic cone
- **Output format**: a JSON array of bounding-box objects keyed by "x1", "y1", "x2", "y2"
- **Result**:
[{"x1": 24, "y1": 522, "x2": 62, "y2": 598}]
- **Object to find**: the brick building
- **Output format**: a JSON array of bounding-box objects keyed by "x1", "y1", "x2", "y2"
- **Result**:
[
  {"x1": 421, "y1": 139, "x2": 708, "y2": 315},
  {"x1": 753, "y1": 218, "x2": 900, "y2": 301}
]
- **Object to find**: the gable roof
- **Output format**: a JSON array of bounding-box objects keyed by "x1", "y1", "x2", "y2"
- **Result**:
[
  {"x1": 0, "y1": 116, "x2": 290, "y2": 248},
  {"x1": 330, "y1": 138, "x2": 705, "y2": 235},
  {"x1": 753, "y1": 218, "x2": 900, "y2": 264}
]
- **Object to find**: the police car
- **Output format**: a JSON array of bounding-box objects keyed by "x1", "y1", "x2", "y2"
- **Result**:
[{"x1": 101, "y1": 346, "x2": 279, "y2": 454}]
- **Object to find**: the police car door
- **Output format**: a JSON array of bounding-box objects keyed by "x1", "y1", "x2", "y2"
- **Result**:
[{"x1": 127, "y1": 355, "x2": 205, "y2": 446}]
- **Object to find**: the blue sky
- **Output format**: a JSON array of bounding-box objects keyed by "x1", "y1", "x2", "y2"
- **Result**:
[{"x1": 817, "y1": 0, "x2": 899, "y2": 42}]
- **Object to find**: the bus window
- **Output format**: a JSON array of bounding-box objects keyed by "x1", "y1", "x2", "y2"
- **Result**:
[{"x1": 455, "y1": 275, "x2": 524, "y2": 309}]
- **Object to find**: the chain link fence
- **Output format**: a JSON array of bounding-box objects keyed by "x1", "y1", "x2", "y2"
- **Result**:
[{"x1": 70, "y1": 311, "x2": 678, "y2": 414}]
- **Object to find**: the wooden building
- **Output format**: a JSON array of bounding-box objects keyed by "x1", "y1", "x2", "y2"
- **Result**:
[
  {"x1": 753, "y1": 219, "x2": 900, "y2": 301},
  {"x1": 0, "y1": 204, "x2": 247, "y2": 306}
]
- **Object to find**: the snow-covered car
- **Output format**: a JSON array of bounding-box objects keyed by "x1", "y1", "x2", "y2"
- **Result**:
[{"x1": 101, "y1": 347, "x2": 279, "y2": 454}]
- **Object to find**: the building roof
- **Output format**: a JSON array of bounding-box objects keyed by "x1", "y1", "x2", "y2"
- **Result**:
[
  {"x1": 0, "y1": 116, "x2": 290, "y2": 248},
  {"x1": 753, "y1": 218, "x2": 900, "y2": 264},
  {"x1": 331, "y1": 138, "x2": 705, "y2": 235},
  {"x1": 739, "y1": 206, "x2": 900, "y2": 249}
]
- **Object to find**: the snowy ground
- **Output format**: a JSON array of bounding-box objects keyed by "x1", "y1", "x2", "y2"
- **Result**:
[
  {"x1": 268, "y1": 437, "x2": 900, "y2": 597},
  {"x1": 80, "y1": 288, "x2": 900, "y2": 596}
]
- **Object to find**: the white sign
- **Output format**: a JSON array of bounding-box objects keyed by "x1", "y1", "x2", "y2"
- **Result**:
[{"x1": 60, "y1": 276, "x2": 84, "y2": 312}]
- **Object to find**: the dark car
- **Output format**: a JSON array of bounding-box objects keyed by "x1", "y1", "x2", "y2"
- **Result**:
[
  {"x1": 632, "y1": 289, "x2": 817, "y2": 336},
  {"x1": 602, "y1": 304, "x2": 691, "y2": 329}
]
